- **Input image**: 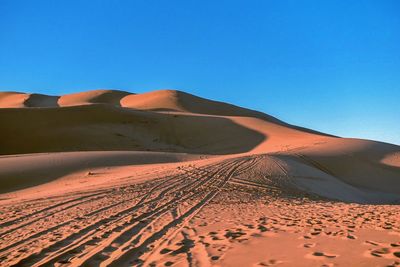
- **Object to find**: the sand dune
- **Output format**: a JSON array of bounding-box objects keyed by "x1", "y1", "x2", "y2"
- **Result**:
[
  {"x1": 0, "y1": 91, "x2": 29, "y2": 108},
  {"x1": 120, "y1": 89, "x2": 332, "y2": 136},
  {"x1": 120, "y1": 89, "x2": 279, "y2": 120},
  {"x1": 0, "y1": 105, "x2": 266, "y2": 155},
  {"x1": 0, "y1": 89, "x2": 399, "y2": 199},
  {"x1": 0, "y1": 90, "x2": 333, "y2": 155},
  {"x1": 0, "y1": 92, "x2": 59, "y2": 107},
  {"x1": 291, "y1": 138, "x2": 400, "y2": 195},
  {"x1": 58, "y1": 89, "x2": 131, "y2": 106},
  {"x1": 0, "y1": 88, "x2": 399, "y2": 266}
]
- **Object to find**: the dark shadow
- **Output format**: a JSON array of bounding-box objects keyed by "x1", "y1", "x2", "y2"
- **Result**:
[
  {"x1": 24, "y1": 94, "x2": 60, "y2": 107},
  {"x1": 0, "y1": 104, "x2": 266, "y2": 156},
  {"x1": 88, "y1": 90, "x2": 131, "y2": 106},
  {"x1": 57, "y1": 90, "x2": 132, "y2": 107}
]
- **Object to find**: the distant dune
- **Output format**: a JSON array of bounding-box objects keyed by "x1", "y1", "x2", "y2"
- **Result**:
[
  {"x1": 59, "y1": 89, "x2": 131, "y2": 106},
  {"x1": 0, "y1": 91, "x2": 29, "y2": 108}
]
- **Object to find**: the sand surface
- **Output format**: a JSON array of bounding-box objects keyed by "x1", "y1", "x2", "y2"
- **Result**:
[{"x1": 0, "y1": 89, "x2": 399, "y2": 266}]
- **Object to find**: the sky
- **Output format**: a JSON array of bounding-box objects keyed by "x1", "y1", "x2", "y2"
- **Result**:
[{"x1": 0, "y1": 0, "x2": 399, "y2": 145}]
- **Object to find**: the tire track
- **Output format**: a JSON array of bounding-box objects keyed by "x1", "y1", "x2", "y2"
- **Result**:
[
  {"x1": 1, "y1": 156, "x2": 259, "y2": 267},
  {"x1": 0, "y1": 189, "x2": 109, "y2": 227},
  {"x1": 1, "y1": 167, "x2": 195, "y2": 256},
  {"x1": 7, "y1": 164, "x2": 223, "y2": 266},
  {"x1": 121, "y1": 157, "x2": 249, "y2": 267},
  {"x1": 53, "y1": 162, "x2": 237, "y2": 266},
  {"x1": 29, "y1": 159, "x2": 243, "y2": 266},
  {"x1": 229, "y1": 177, "x2": 280, "y2": 190},
  {"x1": 0, "y1": 191, "x2": 112, "y2": 237}
]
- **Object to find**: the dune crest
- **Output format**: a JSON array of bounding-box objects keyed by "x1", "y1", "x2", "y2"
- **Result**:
[
  {"x1": 0, "y1": 91, "x2": 29, "y2": 108},
  {"x1": 58, "y1": 89, "x2": 131, "y2": 106},
  {"x1": 121, "y1": 89, "x2": 279, "y2": 120}
]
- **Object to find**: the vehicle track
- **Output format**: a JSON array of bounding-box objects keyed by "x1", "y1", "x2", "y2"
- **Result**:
[{"x1": 0, "y1": 155, "x2": 261, "y2": 267}]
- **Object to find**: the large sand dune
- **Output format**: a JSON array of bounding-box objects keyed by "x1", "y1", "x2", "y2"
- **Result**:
[{"x1": 0, "y1": 89, "x2": 399, "y2": 266}]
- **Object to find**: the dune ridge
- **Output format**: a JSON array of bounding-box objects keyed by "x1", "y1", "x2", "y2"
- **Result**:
[{"x1": 58, "y1": 89, "x2": 131, "y2": 106}]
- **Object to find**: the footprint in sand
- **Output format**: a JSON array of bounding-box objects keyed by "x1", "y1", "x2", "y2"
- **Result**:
[
  {"x1": 257, "y1": 259, "x2": 283, "y2": 266},
  {"x1": 303, "y1": 243, "x2": 316, "y2": 248},
  {"x1": 211, "y1": 255, "x2": 220, "y2": 261},
  {"x1": 309, "y1": 251, "x2": 338, "y2": 259},
  {"x1": 160, "y1": 248, "x2": 173, "y2": 254},
  {"x1": 365, "y1": 240, "x2": 380, "y2": 246},
  {"x1": 224, "y1": 229, "x2": 247, "y2": 240},
  {"x1": 370, "y1": 247, "x2": 391, "y2": 257},
  {"x1": 244, "y1": 223, "x2": 255, "y2": 229},
  {"x1": 258, "y1": 224, "x2": 268, "y2": 232},
  {"x1": 346, "y1": 233, "x2": 357, "y2": 240},
  {"x1": 310, "y1": 231, "x2": 321, "y2": 236}
]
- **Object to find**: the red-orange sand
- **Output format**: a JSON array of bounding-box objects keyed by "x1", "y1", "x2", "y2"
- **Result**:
[{"x1": 0, "y1": 89, "x2": 399, "y2": 266}]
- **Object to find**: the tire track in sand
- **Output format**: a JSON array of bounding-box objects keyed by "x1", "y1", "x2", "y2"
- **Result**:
[{"x1": 1, "y1": 156, "x2": 257, "y2": 267}]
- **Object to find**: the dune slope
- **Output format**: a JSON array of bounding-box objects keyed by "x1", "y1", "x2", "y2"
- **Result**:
[{"x1": 0, "y1": 105, "x2": 267, "y2": 155}]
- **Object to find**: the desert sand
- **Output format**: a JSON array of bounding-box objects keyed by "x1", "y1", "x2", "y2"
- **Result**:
[{"x1": 0, "y1": 89, "x2": 399, "y2": 267}]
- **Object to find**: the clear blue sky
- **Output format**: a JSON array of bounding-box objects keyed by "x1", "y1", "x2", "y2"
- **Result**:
[{"x1": 1, "y1": 0, "x2": 399, "y2": 145}]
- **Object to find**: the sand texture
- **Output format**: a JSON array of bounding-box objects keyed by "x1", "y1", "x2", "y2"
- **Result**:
[{"x1": 0, "y1": 89, "x2": 399, "y2": 266}]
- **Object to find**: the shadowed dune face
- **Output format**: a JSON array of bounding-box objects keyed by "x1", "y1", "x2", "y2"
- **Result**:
[
  {"x1": 292, "y1": 139, "x2": 400, "y2": 195},
  {"x1": 0, "y1": 105, "x2": 265, "y2": 155},
  {"x1": 24, "y1": 94, "x2": 59, "y2": 107}
]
